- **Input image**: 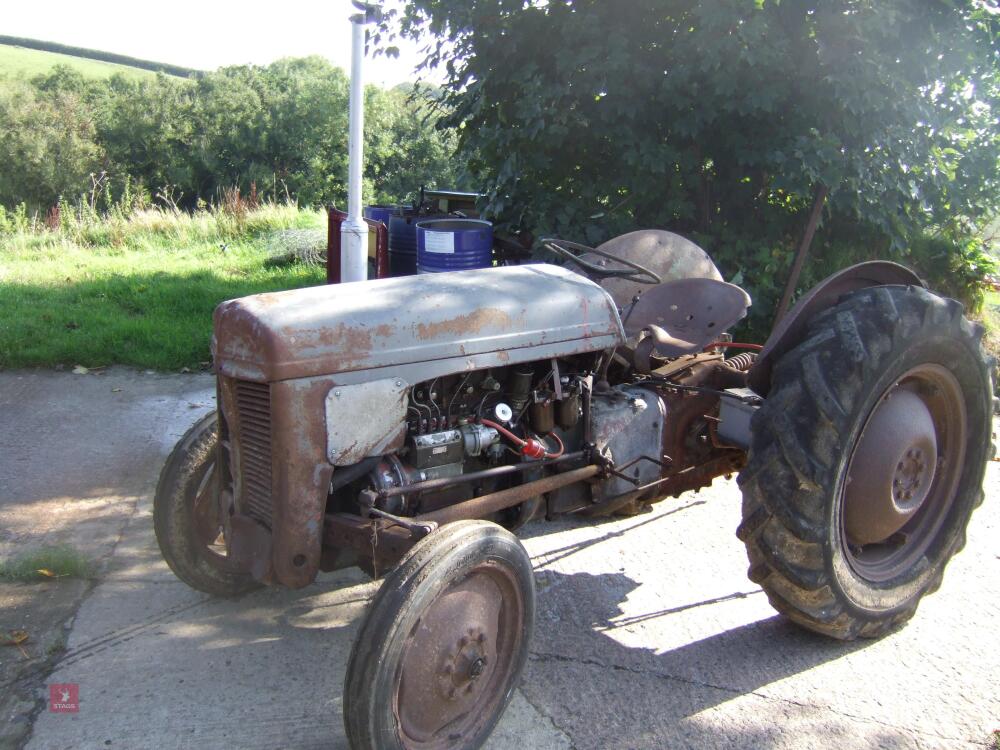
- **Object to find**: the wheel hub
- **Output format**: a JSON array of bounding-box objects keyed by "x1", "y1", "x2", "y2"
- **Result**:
[
  {"x1": 437, "y1": 627, "x2": 491, "y2": 701},
  {"x1": 395, "y1": 567, "x2": 519, "y2": 746},
  {"x1": 892, "y1": 447, "x2": 930, "y2": 506},
  {"x1": 844, "y1": 388, "x2": 938, "y2": 546}
]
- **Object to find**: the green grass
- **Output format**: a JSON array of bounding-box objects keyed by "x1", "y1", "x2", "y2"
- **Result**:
[
  {"x1": 0, "y1": 43, "x2": 157, "y2": 81},
  {"x1": 0, "y1": 203, "x2": 327, "y2": 370},
  {"x1": 0, "y1": 544, "x2": 94, "y2": 582}
]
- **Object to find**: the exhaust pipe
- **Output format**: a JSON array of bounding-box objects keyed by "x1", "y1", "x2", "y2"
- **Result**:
[{"x1": 342, "y1": 2, "x2": 381, "y2": 282}]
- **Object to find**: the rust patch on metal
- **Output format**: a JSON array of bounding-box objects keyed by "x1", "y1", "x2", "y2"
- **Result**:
[
  {"x1": 251, "y1": 292, "x2": 284, "y2": 308},
  {"x1": 415, "y1": 308, "x2": 513, "y2": 340},
  {"x1": 321, "y1": 323, "x2": 373, "y2": 353},
  {"x1": 266, "y1": 378, "x2": 337, "y2": 588},
  {"x1": 228, "y1": 513, "x2": 274, "y2": 582},
  {"x1": 324, "y1": 513, "x2": 414, "y2": 578},
  {"x1": 278, "y1": 322, "x2": 395, "y2": 365},
  {"x1": 416, "y1": 465, "x2": 600, "y2": 526}
]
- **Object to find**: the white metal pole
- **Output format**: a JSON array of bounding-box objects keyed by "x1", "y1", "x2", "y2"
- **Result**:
[{"x1": 342, "y1": 5, "x2": 373, "y2": 282}]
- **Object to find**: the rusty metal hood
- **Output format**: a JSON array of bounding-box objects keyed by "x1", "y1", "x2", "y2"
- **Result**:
[{"x1": 213, "y1": 264, "x2": 625, "y2": 382}]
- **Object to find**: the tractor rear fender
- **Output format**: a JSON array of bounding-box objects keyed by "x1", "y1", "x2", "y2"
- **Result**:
[{"x1": 748, "y1": 261, "x2": 925, "y2": 397}]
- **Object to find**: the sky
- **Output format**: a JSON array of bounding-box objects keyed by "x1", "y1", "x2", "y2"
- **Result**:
[{"x1": 2, "y1": 0, "x2": 434, "y2": 86}]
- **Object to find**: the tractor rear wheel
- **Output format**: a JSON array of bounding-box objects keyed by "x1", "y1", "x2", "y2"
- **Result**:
[
  {"x1": 344, "y1": 520, "x2": 534, "y2": 750},
  {"x1": 738, "y1": 285, "x2": 992, "y2": 639}
]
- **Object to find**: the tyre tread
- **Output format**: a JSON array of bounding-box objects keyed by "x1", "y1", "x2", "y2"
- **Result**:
[{"x1": 738, "y1": 285, "x2": 991, "y2": 640}]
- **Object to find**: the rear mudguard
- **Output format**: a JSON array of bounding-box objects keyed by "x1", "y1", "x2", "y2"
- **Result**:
[{"x1": 748, "y1": 261, "x2": 925, "y2": 397}]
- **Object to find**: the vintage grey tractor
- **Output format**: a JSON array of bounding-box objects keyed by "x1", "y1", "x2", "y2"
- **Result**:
[{"x1": 154, "y1": 229, "x2": 992, "y2": 750}]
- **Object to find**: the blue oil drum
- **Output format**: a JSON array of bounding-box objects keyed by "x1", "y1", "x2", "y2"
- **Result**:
[
  {"x1": 388, "y1": 211, "x2": 441, "y2": 277},
  {"x1": 363, "y1": 205, "x2": 395, "y2": 226},
  {"x1": 416, "y1": 219, "x2": 494, "y2": 274}
]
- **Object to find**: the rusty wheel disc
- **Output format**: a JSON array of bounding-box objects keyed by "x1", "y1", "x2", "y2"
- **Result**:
[
  {"x1": 190, "y1": 463, "x2": 229, "y2": 565},
  {"x1": 394, "y1": 562, "x2": 526, "y2": 749},
  {"x1": 841, "y1": 363, "x2": 967, "y2": 582}
]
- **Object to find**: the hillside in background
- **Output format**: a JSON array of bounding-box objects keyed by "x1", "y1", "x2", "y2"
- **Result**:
[{"x1": 0, "y1": 37, "x2": 195, "y2": 80}]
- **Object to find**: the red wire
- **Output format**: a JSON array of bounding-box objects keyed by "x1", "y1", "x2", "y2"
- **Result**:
[
  {"x1": 480, "y1": 418, "x2": 527, "y2": 447},
  {"x1": 480, "y1": 418, "x2": 565, "y2": 459},
  {"x1": 704, "y1": 341, "x2": 763, "y2": 351},
  {"x1": 543, "y1": 431, "x2": 565, "y2": 459}
]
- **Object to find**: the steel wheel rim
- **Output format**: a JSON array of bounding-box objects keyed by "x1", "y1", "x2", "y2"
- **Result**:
[
  {"x1": 394, "y1": 560, "x2": 525, "y2": 749},
  {"x1": 191, "y1": 459, "x2": 233, "y2": 571},
  {"x1": 841, "y1": 363, "x2": 967, "y2": 582}
]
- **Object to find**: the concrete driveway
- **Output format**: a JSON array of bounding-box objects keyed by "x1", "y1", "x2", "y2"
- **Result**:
[{"x1": 3, "y1": 369, "x2": 998, "y2": 749}]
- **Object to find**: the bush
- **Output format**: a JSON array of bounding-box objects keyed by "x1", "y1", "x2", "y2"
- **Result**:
[
  {"x1": 0, "y1": 78, "x2": 102, "y2": 208},
  {"x1": 0, "y1": 57, "x2": 464, "y2": 215},
  {"x1": 901, "y1": 233, "x2": 997, "y2": 315}
]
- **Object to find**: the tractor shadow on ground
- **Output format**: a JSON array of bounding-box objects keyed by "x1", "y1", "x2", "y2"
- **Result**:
[
  {"x1": 518, "y1": 498, "x2": 708, "y2": 566},
  {"x1": 520, "y1": 566, "x2": 924, "y2": 749},
  {"x1": 507, "y1": 501, "x2": 918, "y2": 746}
]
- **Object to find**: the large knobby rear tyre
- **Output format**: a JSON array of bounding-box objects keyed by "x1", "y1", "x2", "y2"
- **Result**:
[
  {"x1": 737, "y1": 285, "x2": 992, "y2": 640},
  {"x1": 344, "y1": 520, "x2": 535, "y2": 750},
  {"x1": 153, "y1": 412, "x2": 260, "y2": 597}
]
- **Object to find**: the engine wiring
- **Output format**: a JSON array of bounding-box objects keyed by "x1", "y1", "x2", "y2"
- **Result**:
[
  {"x1": 447, "y1": 372, "x2": 475, "y2": 421},
  {"x1": 475, "y1": 389, "x2": 505, "y2": 420},
  {"x1": 420, "y1": 378, "x2": 442, "y2": 422},
  {"x1": 409, "y1": 400, "x2": 432, "y2": 426},
  {"x1": 479, "y1": 418, "x2": 565, "y2": 459}
]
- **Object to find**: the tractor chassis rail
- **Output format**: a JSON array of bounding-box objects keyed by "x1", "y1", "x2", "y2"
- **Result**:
[
  {"x1": 375, "y1": 450, "x2": 589, "y2": 500},
  {"x1": 324, "y1": 464, "x2": 601, "y2": 576}
]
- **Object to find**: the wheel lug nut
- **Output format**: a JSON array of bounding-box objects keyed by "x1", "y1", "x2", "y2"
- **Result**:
[{"x1": 470, "y1": 657, "x2": 486, "y2": 677}]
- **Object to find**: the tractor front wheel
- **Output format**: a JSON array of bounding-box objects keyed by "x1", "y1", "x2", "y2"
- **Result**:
[
  {"x1": 344, "y1": 520, "x2": 534, "y2": 750},
  {"x1": 154, "y1": 412, "x2": 260, "y2": 597},
  {"x1": 738, "y1": 285, "x2": 992, "y2": 639}
]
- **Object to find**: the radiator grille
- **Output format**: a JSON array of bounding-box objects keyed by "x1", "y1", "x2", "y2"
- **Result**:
[{"x1": 233, "y1": 380, "x2": 273, "y2": 529}]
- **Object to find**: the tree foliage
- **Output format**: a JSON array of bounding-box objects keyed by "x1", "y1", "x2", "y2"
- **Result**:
[
  {"x1": 0, "y1": 78, "x2": 101, "y2": 207},
  {"x1": 0, "y1": 57, "x2": 462, "y2": 212},
  {"x1": 380, "y1": 0, "x2": 1000, "y2": 318}
]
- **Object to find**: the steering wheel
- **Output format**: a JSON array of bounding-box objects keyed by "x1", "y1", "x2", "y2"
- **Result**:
[{"x1": 541, "y1": 238, "x2": 661, "y2": 285}]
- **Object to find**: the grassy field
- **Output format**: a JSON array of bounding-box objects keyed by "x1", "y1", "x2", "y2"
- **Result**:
[
  {"x1": 0, "y1": 203, "x2": 328, "y2": 370},
  {"x1": 0, "y1": 43, "x2": 156, "y2": 80},
  {"x1": 2, "y1": 201, "x2": 996, "y2": 372}
]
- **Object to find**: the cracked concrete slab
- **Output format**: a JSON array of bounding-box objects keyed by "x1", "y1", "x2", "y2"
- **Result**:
[
  {"x1": 0, "y1": 368, "x2": 216, "y2": 748},
  {"x1": 4, "y1": 370, "x2": 998, "y2": 749},
  {"x1": 514, "y1": 475, "x2": 999, "y2": 750},
  {"x1": 25, "y1": 524, "x2": 571, "y2": 749}
]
